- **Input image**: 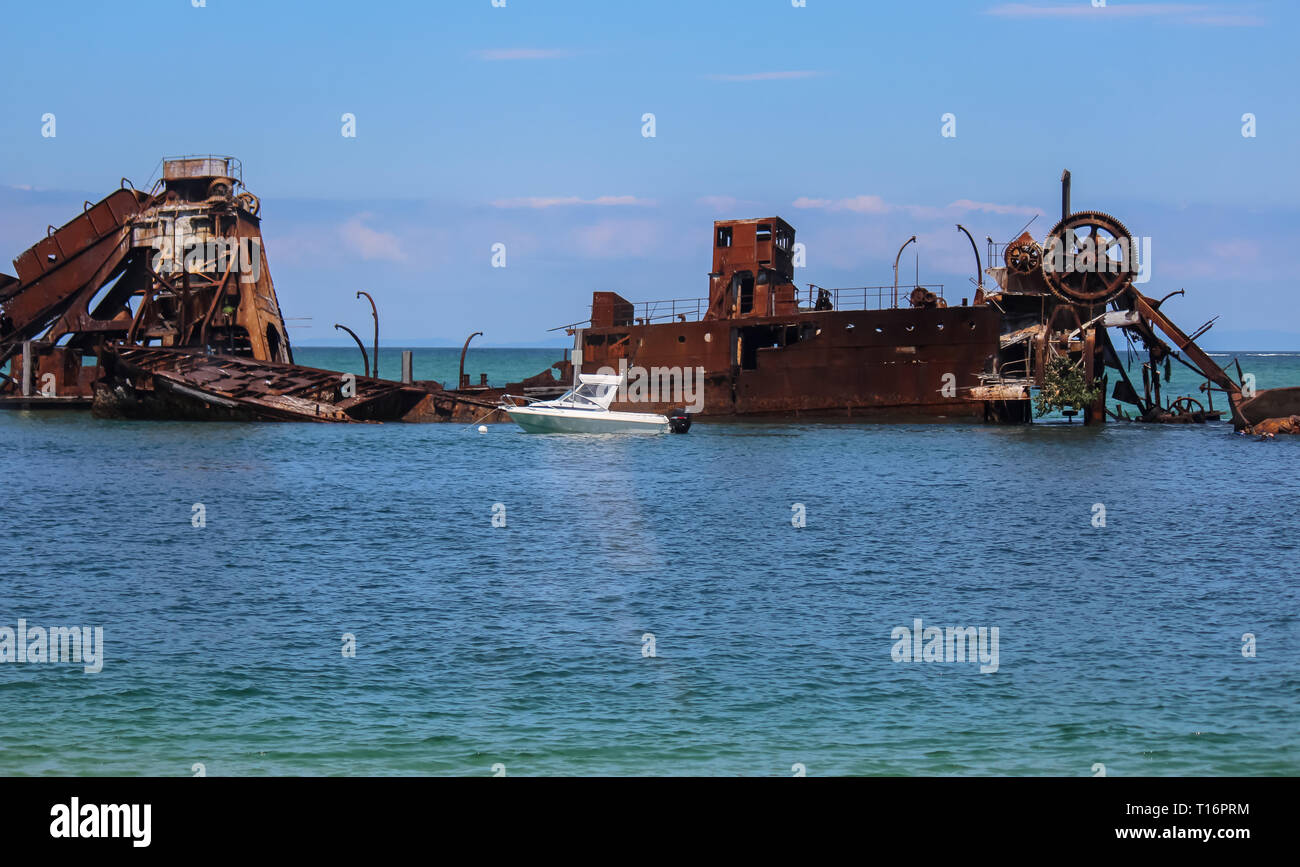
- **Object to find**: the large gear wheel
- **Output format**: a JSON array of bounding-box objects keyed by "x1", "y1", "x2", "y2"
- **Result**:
[
  {"x1": 235, "y1": 191, "x2": 261, "y2": 216},
  {"x1": 1004, "y1": 237, "x2": 1042, "y2": 275},
  {"x1": 1041, "y1": 210, "x2": 1137, "y2": 306}
]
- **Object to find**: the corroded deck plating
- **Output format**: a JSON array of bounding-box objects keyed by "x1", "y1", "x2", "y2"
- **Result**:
[{"x1": 95, "y1": 346, "x2": 497, "y2": 423}]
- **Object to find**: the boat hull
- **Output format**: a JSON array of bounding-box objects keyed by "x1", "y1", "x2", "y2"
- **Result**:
[{"x1": 506, "y1": 407, "x2": 668, "y2": 434}]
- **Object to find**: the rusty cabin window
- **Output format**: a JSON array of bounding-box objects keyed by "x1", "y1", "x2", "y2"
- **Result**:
[
  {"x1": 756, "y1": 224, "x2": 772, "y2": 242},
  {"x1": 738, "y1": 273, "x2": 755, "y2": 314},
  {"x1": 266, "y1": 325, "x2": 282, "y2": 360},
  {"x1": 774, "y1": 227, "x2": 792, "y2": 252},
  {"x1": 716, "y1": 226, "x2": 732, "y2": 248}
]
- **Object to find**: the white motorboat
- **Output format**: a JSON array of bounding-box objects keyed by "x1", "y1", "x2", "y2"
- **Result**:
[{"x1": 502, "y1": 374, "x2": 691, "y2": 434}]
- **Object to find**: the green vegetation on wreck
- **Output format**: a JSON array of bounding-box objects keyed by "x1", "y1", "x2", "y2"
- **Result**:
[{"x1": 1034, "y1": 355, "x2": 1102, "y2": 417}]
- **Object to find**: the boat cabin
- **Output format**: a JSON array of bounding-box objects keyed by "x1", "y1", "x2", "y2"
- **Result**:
[{"x1": 548, "y1": 373, "x2": 622, "y2": 410}]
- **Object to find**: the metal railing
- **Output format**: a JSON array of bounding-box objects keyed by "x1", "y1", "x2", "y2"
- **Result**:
[
  {"x1": 548, "y1": 283, "x2": 948, "y2": 332},
  {"x1": 633, "y1": 297, "x2": 706, "y2": 324},
  {"x1": 803, "y1": 284, "x2": 945, "y2": 311},
  {"x1": 549, "y1": 298, "x2": 707, "y2": 332},
  {"x1": 162, "y1": 155, "x2": 243, "y2": 185},
  {"x1": 987, "y1": 239, "x2": 1008, "y2": 268}
]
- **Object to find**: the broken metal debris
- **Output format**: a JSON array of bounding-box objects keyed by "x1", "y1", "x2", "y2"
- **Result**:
[
  {"x1": 95, "y1": 346, "x2": 492, "y2": 423},
  {"x1": 0, "y1": 156, "x2": 564, "y2": 422}
]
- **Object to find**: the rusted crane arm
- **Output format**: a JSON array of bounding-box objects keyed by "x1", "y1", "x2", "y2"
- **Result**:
[{"x1": 1130, "y1": 291, "x2": 1245, "y2": 424}]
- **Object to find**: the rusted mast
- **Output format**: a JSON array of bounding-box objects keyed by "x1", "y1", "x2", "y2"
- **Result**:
[
  {"x1": 356, "y1": 290, "x2": 378, "y2": 379},
  {"x1": 333, "y1": 323, "x2": 370, "y2": 378},
  {"x1": 955, "y1": 224, "x2": 982, "y2": 296},
  {"x1": 459, "y1": 331, "x2": 483, "y2": 389},
  {"x1": 892, "y1": 236, "x2": 917, "y2": 308}
]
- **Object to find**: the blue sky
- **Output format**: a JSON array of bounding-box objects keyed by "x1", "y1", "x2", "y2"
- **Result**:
[{"x1": 1, "y1": 0, "x2": 1295, "y2": 346}]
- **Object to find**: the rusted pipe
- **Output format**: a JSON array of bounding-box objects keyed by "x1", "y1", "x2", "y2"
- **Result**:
[
  {"x1": 333, "y1": 323, "x2": 369, "y2": 378},
  {"x1": 356, "y1": 290, "x2": 378, "y2": 378},
  {"x1": 21, "y1": 341, "x2": 32, "y2": 396},
  {"x1": 179, "y1": 267, "x2": 190, "y2": 346},
  {"x1": 892, "y1": 236, "x2": 917, "y2": 308},
  {"x1": 1061, "y1": 169, "x2": 1071, "y2": 221},
  {"x1": 459, "y1": 331, "x2": 483, "y2": 390},
  {"x1": 955, "y1": 224, "x2": 982, "y2": 294}
]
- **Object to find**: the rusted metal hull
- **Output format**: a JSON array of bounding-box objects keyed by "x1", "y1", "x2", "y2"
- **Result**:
[
  {"x1": 578, "y1": 305, "x2": 1001, "y2": 418},
  {"x1": 1236, "y1": 387, "x2": 1300, "y2": 428}
]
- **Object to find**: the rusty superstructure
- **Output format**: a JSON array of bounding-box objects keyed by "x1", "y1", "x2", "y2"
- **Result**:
[
  {"x1": 0, "y1": 156, "x2": 565, "y2": 422},
  {"x1": 0, "y1": 157, "x2": 291, "y2": 404},
  {"x1": 566, "y1": 175, "x2": 1300, "y2": 431},
  {"x1": 572, "y1": 217, "x2": 1003, "y2": 419},
  {"x1": 569, "y1": 215, "x2": 1003, "y2": 421}
]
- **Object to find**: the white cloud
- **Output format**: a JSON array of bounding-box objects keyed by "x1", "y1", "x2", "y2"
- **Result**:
[
  {"x1": 795, "y1": 223, "x2": 984, "y2": 278},
  {"x1": 339, "y1": 213, "x2": 406, "y2": 263},
  {"x1": 946, "y1": 199, "x2": 1045, "y2": 217},
  {"x1": 794, "y1": 195, "x2": 891, "y2": 214},
  {"x1": 570, "y1": 219, "x2": 667, "y2": 259}
]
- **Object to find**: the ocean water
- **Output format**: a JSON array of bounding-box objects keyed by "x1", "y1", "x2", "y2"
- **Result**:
[
  {"x1": 289, "y1": 346, "x2": 565, "y2": 389},
  {"x1": 0, "y1": 350, "x2": 1297, "y2": 776}
]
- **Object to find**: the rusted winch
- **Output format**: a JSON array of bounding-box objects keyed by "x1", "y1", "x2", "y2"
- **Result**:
[{"x1": 1040, "y1": 210, "x2": 1137, "y2": 306}]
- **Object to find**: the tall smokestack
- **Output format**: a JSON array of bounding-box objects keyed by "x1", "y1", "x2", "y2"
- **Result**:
[{"x1": 1061, "y1": 169, "x2": 1071, "y2": 221}]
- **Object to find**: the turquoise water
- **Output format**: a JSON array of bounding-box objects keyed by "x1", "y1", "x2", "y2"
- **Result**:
[
  {"x1": 0, "y1": 350, "x2": 1297, "y2": 776},
  {"x1": 290, "y1": 346, "x2": 564, "y2": 389}
]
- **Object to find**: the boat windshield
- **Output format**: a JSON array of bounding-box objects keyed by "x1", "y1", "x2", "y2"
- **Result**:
[
  {"x1": 577, "y1": 382, "x2": 619, "y2": 406},
  {"x1": 546, "y1": 381, "x2": 619, "y2": 410}
]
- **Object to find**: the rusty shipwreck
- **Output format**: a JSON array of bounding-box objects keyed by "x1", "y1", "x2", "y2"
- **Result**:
[
  {"x1": 563, "y1": 173, "x2": 1299, "y2": 431},
  {"x1": 3, "y1": 160, "x2": 1296, "y2": 431},
  {"x1": 0, "y1": 156, "x2": 565, "y2": 422}
]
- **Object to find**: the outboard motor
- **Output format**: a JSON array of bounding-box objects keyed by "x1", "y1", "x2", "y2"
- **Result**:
[{"x1": 667, "y1": 408, "x2": 692, "y2": 434}]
